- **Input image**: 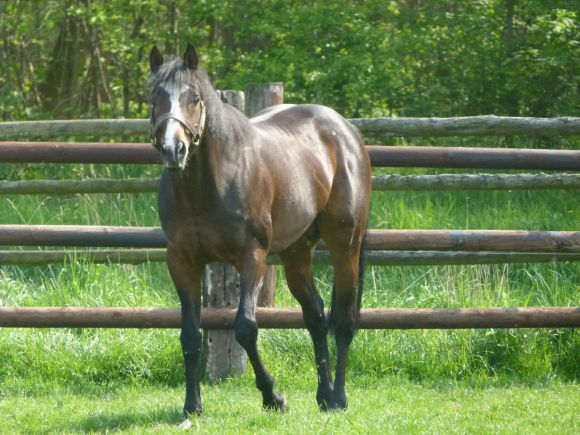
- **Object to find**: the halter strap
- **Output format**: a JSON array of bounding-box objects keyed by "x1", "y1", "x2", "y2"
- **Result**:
[{"x1": 150, "y1": 100, "x2": 206, "y2": 144}]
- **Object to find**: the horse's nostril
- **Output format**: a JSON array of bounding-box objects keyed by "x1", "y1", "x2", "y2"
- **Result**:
[
  {"x1": 162, "y1": 143, "x2": 172, "y2": 156},
  {"x1": 176, "y1": 140, "x2": 186, "y2": 156}
]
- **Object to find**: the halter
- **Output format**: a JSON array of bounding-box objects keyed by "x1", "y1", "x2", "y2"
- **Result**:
[{"x1": 150, "y1": 99, "x2": 206, "y2": 147}]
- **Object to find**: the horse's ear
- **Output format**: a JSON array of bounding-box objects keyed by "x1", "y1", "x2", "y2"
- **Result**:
[
  {"x1": 149, "y1": 46, "x2": 163, "y2": 73},
  {"x1": 184, "y1": 43, "x2": 199, "y2": 70}
]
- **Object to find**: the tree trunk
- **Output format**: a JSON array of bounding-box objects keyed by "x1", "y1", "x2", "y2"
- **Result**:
[
  {"x1": 500, "y1": 0, "x2": 519, "y2": 115},
  {"x1": 164, "y1": 0, "x2": 179, "y2": 55},
  {"x1": 39, "y1": 2, "x2": 83, "y2": 116}
]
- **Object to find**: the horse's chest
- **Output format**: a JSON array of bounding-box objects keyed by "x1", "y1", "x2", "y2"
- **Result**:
[{"x1": 163, "y1": 205, "x2": 246, "y2": 262}]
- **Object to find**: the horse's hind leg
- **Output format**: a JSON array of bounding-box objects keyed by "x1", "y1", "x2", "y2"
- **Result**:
[
  {"x1": 319, "y1": 214, "x2": 366, "y2": 411},
  {"x1": 234, "y1": 242, "x2": 287, "y2": 411},
  {"x1": 279, "y1": 237, "x2": 333, "y2": 410}
]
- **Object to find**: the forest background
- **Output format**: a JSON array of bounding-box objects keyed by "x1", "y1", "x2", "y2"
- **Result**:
[{"x1": 0, "y1": 0, "x2": 578, "y2": 122}]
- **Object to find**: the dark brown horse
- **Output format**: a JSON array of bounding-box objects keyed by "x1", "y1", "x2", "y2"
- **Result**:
[{"x1": 149, "y1": 44, "x2": 371, "y2": 419}]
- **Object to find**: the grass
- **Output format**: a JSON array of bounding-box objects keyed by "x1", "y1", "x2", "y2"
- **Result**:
[
  {"x1": 1, "y1": 380, "x2": 579, "y2": 433},
  {"x1": 0, "y1": 138, "x2": 578, "y2": 431}
]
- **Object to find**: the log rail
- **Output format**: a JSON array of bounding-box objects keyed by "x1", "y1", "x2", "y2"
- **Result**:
[
  {"x1": 1, "y1": 306, "x2": 578, "y2": 329},
  {"x1": 0, "y1": 115, "x2": 579, "y2": 139},
  {"x1": 1, "y1": 249, "x2": 579, "y2": 266},
  {"x1": 1, "y1": 141, "x2": 579, "y2": 170},
  {"x1": 0, "y1": 226, "x2": 578, "y2": 253},
  {"x1": 1, "y1": 173, "x2": 579, "y2": 195}
]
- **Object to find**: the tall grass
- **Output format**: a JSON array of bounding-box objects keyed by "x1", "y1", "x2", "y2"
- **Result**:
[{"x1": 0, "y1": 138, "x2": 578, "y2": 389}]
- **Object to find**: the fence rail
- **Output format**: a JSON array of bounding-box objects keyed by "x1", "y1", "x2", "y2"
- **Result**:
[
  {"x1": 0, "y1": 225, "x2": 578, "y2": 252},
  {"x1": 350, "y1": 116, "x2": 580, "y2": 137},
  {"x1": 372, "y1": 173, "x2": 580, "y2": 191},
  {"x1": 1, "y1": 116, "x2": 579, "y2": 139},
  {"x1": 0, "y1": 141, "x2": 159, "y2": 164},
  {"x1": 2, "y1": 173, "x2": 579, "y2": 195},
  {"x1": 1, "y1": 306, "x2": 578, "y2": 329},
  {"x1": 2, "y1": 142, "x2": 580, "y2": 170},
  {"x1": 2, "y1": 249, "x2": 579, "y2": 266}
]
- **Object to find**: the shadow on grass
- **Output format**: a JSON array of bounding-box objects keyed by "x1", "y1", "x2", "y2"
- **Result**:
[
  {"x1": 70, "y1": 406, "x2": 183, "y2": 432},
  {"x1": 1, "y1": 379, "x2": 134, "y2": 400}
]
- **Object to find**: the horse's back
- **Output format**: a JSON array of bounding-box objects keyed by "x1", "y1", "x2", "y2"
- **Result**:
[
  {"x1": 255, "y1": 103, "x2": 371, "y2": 198},
  {"x1": 250, "y1": 103, "x2": 371, "y2": 250},
  {"x1": 251, "y1": 103, "x2": 367, "y2": 170}
]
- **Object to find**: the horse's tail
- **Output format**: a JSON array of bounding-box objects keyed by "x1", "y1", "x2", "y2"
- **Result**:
[
  {"x1": 355, "y1": 232, "x2": 367, "y2": 329},
  {"x1": 328, "y1": 230, "x2": 367, "y2": 336}
]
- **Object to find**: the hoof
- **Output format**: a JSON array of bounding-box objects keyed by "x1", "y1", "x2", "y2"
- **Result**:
[
  {"x1": 183, "y1": 405, "x2": 203, "y2": 419},
  {"x1": 324, "y1": 393, "x2": 347, "y2": 412},
  {"x1": 178, "y1": 419, "x2": 193, "y2": 430},
  {"x1": 317, "y1": 386, "x2": 334, "y2": 411},
  {"x1": 263, "y1": 393, "x2": 288, "y2": 412}
]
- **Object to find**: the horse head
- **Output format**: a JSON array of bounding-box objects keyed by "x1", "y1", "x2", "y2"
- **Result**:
[{"x1": 149, "y1": 44, "x2": 207, "y2": 170}]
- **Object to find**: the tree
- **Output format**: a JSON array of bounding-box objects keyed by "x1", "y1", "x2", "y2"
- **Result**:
[{"x1": 0, "y1": 0, "x2": 577, "y2": 121}]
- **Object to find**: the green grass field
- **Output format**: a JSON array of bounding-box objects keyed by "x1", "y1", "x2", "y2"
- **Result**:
[
  {"x1": 0, "y1": 138, "x2": 578, "y2": 432},
  {"x1": 2, "y1": 380, "x2": 579, "y2": 434}
]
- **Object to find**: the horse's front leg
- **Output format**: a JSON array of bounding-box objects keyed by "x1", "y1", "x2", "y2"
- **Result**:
[
  {"x1": 234, "y1": 243, "x2": 287, "y2": 411},
  {"x1": 167, "y1": 247, "x2": 204, "y2": 418}
]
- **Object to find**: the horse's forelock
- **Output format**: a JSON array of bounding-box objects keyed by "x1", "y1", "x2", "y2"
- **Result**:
[{"x1": 150, "y1": 59, "x2": 215, "y2": 99}]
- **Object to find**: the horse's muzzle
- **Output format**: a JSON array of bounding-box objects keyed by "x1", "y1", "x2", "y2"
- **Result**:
[{"x1": 161, "y1": 140, "x2": 187, "y2": 169}]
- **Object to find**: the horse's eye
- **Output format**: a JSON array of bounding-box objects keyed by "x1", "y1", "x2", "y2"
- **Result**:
[{"x1": 191, "y1": 95, "x2": 200, "y2": 104}]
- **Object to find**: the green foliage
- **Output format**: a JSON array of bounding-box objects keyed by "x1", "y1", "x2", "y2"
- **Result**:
[{"x1": 1, "y1": 0, "x2": 578, "y2": 120}]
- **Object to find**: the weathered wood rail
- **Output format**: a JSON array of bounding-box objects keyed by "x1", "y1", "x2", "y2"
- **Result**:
[
  {"x1": 350, "y1": 116, "x2": 580, "y2": 137},
  {"x1": 1, "y1": 115, "x2": 579, "y2": 139},
  {"x1": 1, "y1": 249, "x2": 578, "y2": 267},
  {"x1": 372, "y1": 173, "x2": 580, "y2": 191},
  {"x1": 2, "y1": 173, "x2": 578, "y2": 195},
  {"x1": 1, "y1": 306, "x2": 578, "y2": 329},
  {"x1": 0, "y1": 225, "x2": 578, "y2": 252},
  {"x1": 2, "y1": 142, "x2": 579, "y2": 170}
]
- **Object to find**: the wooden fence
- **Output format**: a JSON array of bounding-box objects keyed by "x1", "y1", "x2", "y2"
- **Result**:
[
  {"x1": 1, "y1": 306, "x2": 578, "y2": 329},
  {"x1": 1, "y1": 86, "x2": 579, "y2": 381}
]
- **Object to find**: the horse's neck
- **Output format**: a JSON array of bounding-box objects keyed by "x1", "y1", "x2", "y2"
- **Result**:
[
  {"x1": 177, "y1": 102, "x2": 251, "y2": 201},
  {"x1": 205, "y1": 102, "x2": 250, "y2": 180}
]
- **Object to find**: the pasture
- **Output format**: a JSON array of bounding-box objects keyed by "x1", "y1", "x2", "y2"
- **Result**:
[{"x1": 0, "y1": 134, "x2": 578, "y2": 432}]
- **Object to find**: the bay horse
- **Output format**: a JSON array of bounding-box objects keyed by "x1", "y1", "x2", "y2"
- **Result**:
[{"x1": 149, "y1": 44, "x2": 371, "y2": 418}]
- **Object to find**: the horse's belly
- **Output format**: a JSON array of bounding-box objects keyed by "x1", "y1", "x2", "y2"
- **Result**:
[
  {"x1": 269, "y1": 190, "x2": 324, "y2": 253},
  {"x1": 267, "y1": 152, "x2": 333, "y2": 253},
  {"x1": 270, "y1": 219, "x2": 315, "y2": 253}
]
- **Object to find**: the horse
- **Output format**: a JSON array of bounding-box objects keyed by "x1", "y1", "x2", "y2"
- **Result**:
[{"x1": 148, "y1": 43, "x2": 371, "y2": 419}]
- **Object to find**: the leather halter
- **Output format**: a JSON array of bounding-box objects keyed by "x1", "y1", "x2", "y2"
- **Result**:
[{"x1": 150, "y1": 99, "x2": 206, "y2": 146}]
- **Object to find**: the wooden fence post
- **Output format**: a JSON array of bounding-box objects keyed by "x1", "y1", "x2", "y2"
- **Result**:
[
  {"x1": 202, "y1": 90, "x2": 247, "y2": 382},
  {"x1": 245, "y1": 83, "x2": 284, "y2": 119},
  {"x1": 245, "y1": 83, "x2": 284, "y2": 307}
]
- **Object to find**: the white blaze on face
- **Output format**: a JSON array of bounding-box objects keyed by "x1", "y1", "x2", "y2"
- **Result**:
[
  {"x1": 160, "y1": 83, "x2": 189, "y2": 166},
  {"x1": 161, "y1": 83, "x2": 185, "y2": 142}
]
